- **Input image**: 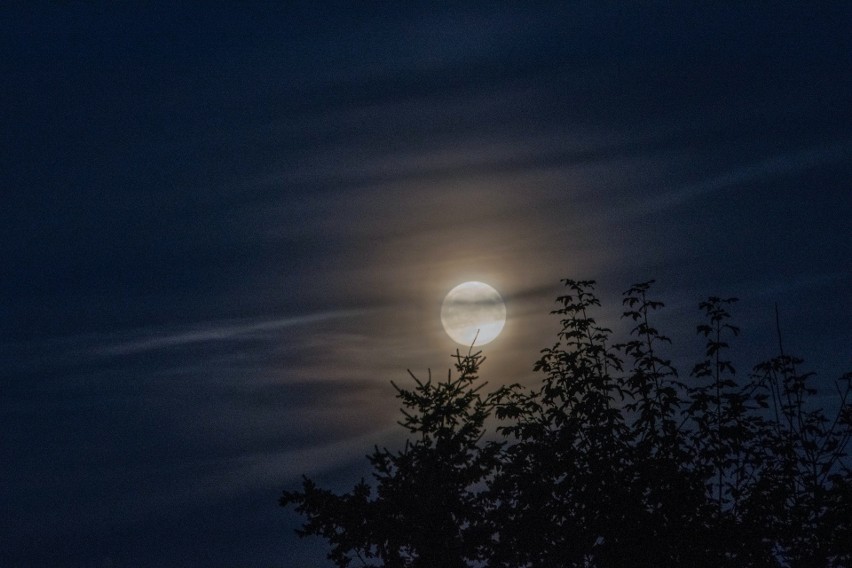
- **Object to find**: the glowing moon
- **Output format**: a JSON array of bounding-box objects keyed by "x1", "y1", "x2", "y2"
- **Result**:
[{"x1": 440, "y1": 281, "x2": 506, "y2": 346}]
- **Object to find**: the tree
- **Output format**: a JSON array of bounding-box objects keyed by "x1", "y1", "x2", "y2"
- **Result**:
[
  {"x1": 281, "y1": 279, "x2": 852, "y2": 567},
  {"x1": 281, "y1": 350, "x2": 506, "y2": 567}
]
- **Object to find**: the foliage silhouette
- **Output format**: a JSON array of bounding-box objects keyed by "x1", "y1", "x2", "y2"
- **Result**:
[{"x1": 281, "y1": 279, "x2": 852, "y2": 567}]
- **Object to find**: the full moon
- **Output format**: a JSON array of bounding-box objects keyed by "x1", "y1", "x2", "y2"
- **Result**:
[{"x1": 440, "y1": 281, "x2": 506, "y2": 346}]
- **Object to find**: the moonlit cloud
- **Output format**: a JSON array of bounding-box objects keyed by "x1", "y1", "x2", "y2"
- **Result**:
[
  {"x1": 635, "y1": 139, "x2": 852, "y2": 216},
  {"x1": 95, "y1": 310, "x2": 365, "y2": 356}
]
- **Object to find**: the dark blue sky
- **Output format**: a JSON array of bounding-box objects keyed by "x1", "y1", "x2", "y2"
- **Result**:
[{"x1": 2, "y1": 3, "x2": 851, "y2": 567}]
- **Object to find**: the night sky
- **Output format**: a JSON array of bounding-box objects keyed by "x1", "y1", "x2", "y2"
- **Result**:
[{"x1": 2, "y1": 3, "x2": 851, "y2": 567}]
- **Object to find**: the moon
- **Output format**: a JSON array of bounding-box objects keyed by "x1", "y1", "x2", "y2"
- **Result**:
[{"x1": 440, "y1": 281, "x2": 506, "y2": 346}]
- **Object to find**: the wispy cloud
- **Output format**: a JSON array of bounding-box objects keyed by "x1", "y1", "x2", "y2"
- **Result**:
[
  {"x1": 637, "y1": 139, "x2": 852, "y2": 216},
  {"x1": 191, "y1": 426, "x2": 402, "y2": 497},
  {"x1": 95, "y1": 310, "x2": 366, "y2": 356},
  {"x1": 3, "y1": 310, "x2": 368, "y2": 375}
]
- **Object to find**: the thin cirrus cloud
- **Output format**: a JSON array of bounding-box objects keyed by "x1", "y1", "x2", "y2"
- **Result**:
[
  {"x1": 2, "y1": 310, "x2": 368, "y2": 380},
  {"x1": 630, "y1": 139, "x2": 852, "y2": 218},
  {"x1": 92, "y1": 310, "x2": 365, "y2": 357}
]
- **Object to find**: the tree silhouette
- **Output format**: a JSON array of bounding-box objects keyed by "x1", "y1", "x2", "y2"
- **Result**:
[
  {"x1": 282, "y1": 351, "x2": 507, "y2": 567},
  {"x1": 281, "y1": 279, "x2": 852, "y2": 567}
]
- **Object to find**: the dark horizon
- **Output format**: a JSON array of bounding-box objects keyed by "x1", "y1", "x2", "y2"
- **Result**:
[{"x1": 2, "y1": 4, "x2": 851, "y2": 566}]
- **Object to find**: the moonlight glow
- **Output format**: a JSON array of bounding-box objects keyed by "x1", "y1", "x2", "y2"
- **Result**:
[{"x1": 440, "y1": 281, "x2": 506, "y2": 346}]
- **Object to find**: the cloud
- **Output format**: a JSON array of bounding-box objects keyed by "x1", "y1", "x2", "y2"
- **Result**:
[
  {"x1": 635, "y1": 139, "x2": 852, "y2": 216},
  {"x1": 89, "y1": 310, "x2": 365, "y2": 357},
  {"x1": 191, "y1": 426, "x2": 402, "y2": 497}
]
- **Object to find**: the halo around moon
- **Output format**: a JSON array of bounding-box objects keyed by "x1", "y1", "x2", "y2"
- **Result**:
[{"x1": 440, "y1": 281, "x2": 506, "y2": 346}]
